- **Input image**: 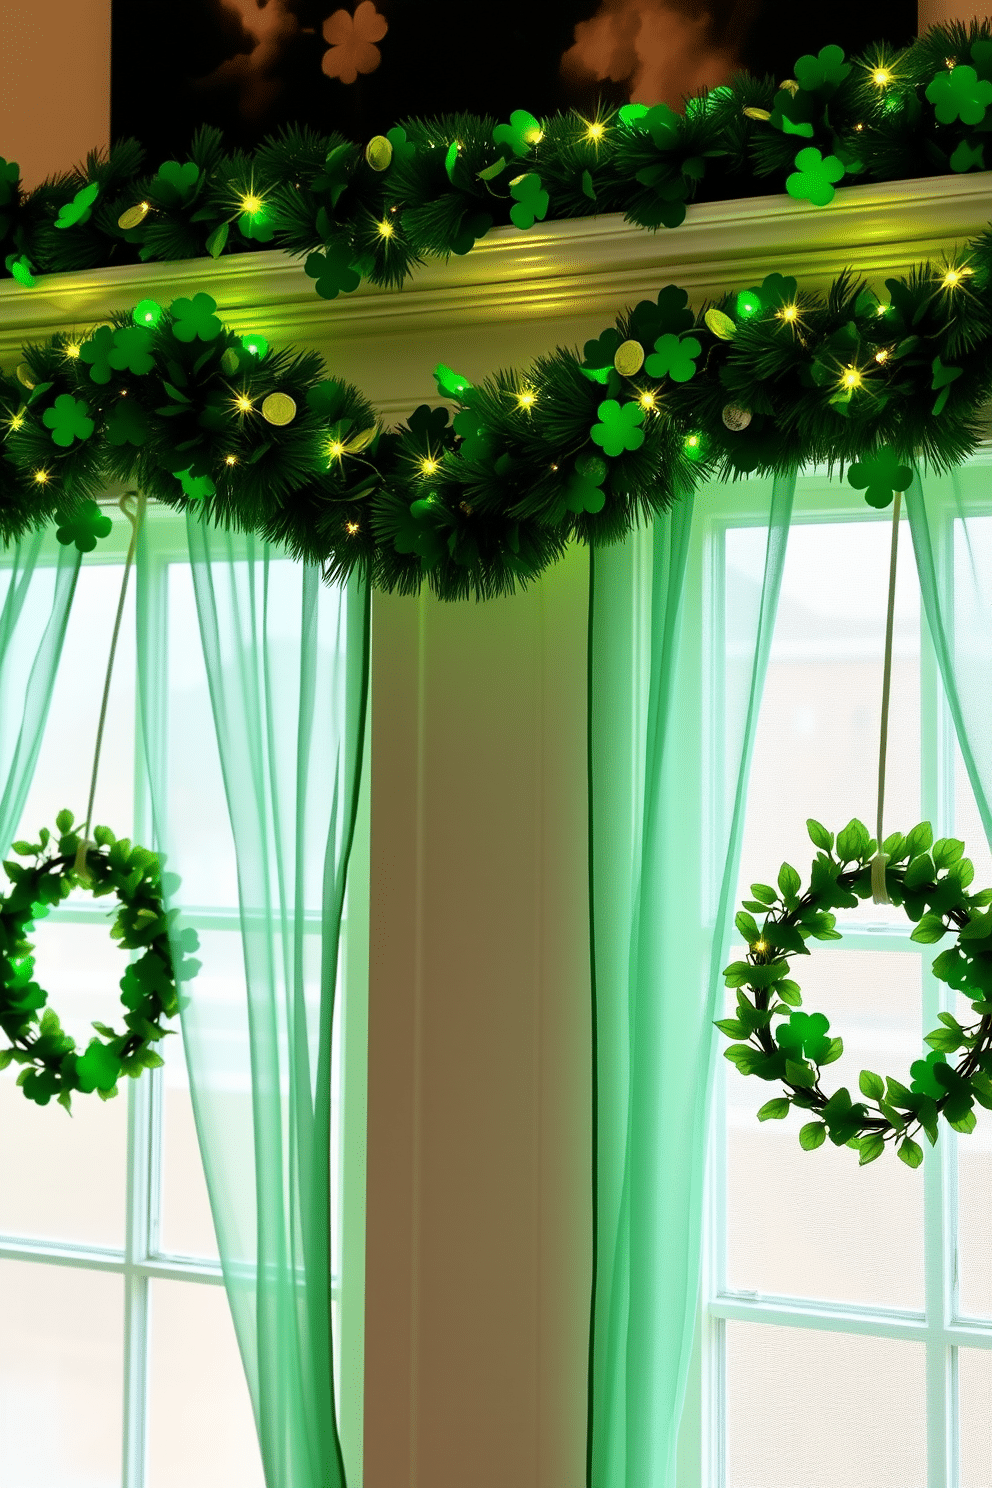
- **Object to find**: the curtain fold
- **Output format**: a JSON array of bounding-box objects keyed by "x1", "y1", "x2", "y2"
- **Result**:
[
  {"x1": 137, "y1": 517, "x2": 370, "y2": 1488},
  {"x1": 0, "y1": 530, "x2": 81, "y2": 855},
  {"x1": 587, "y1": 470, "x2": 795, "y2": 1488}
]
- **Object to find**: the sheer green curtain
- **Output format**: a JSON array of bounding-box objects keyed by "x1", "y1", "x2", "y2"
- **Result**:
[
  {"x1": 0, "y1": 530, "x2": 81, "y2": 855},
  {"x1": 906, "y1": 463, "x2": 992, "y2": 844},
  {"x1": 137, "y1": 516, "x2": 370, "y2": 1488},
  {"x1": 587, "y1": 470, "x2": 795, "y2": 1488}
]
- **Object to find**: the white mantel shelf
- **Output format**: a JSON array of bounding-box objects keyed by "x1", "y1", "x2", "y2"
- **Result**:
[{"x1": 1, "y1": 173, "x2": 991, "y2": 365}]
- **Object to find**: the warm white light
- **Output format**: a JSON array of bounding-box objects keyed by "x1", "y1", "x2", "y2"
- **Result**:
[
  {"x1": 840, "y1": 366, "x2": 863, "y2": 390},
  {"x1": 583, "y1": 120, "x2": 606, "y2": 143},
  {"x1": 872, "y1": 67, "x2": 892, "y2": 86},
  {"x1": 234, "y1": 394, "x2": 254, "y2": 414},
  {"x1": 327, "y1": 440, "x2": 345, "y2": 462},
  {"x1": 419, "y1": 455, "x2": 441, "y2": 476},
  {"x1": 516, "y1": 389, "x2": 537, "y2": 410},
  {"x1": 239, "y1": 192, "x2": 264, "y2": 216},
  {"x1": 33, "y1": 468, "x2": 50, "y2": 484},
  {"x1": 345, "y1": 520, "x2": 360, "y2": 535},
  {"x1": 778, "y1": 304, "x2": 799, "y2": 323},
  {"x1": 64, "y1": 342, "x2": 81, "y2": 359},
  {"x1": 639, "y1": 391, "x2": 657, "y2": 410},
  {"x1": 225, "y1": 454, "x2": 238, "y2": 465},
  {"x1": 377, "y1": 218, "x2": 394, "y2": 239}
]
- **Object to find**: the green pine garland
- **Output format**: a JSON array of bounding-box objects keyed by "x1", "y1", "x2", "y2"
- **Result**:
[
  {"x1": 2, "y1": 23, "x2": 992, "y2": 297},
  {"x1": 1, "y1": 217, "x2": 991, "y2": 599}
]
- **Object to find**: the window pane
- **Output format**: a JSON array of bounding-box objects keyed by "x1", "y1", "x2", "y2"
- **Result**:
[
  {"x1": 16, "y1": 560, "x2": 135, "y2": 840},
  {"x1": 726, "y1": 1321, "x2": 926, "y2": 1488},
  {"x1": 146, "y1": 1279, "x2": 264, "y2": 1488},
  {"x1": 956, "y1": 1115, "x2": 992, "y2": 1318},
  {"x1": 0, "y1": 920, "x2": 128, "y2": 1247},
  {"x1": 0, "y1": 1259, "x2": 123, "y2": 1488},
  {"x1": 724, "y1": 949, "x2": 924, "y2": 1309},
  {"x1": 732, "y1": 517, "x2": 920, "y2": 928},
  {"x1": 959, "y1": 1346, "x2": 992, "y2": 1488},
  {"x1": 157, "y1": 1019, "x2": 218, "y2": 1261}
]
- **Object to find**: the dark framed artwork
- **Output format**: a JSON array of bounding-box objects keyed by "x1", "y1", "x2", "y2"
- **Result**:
[{"x1": 111, "y1": 0, "x2": 917, "y2": 160}]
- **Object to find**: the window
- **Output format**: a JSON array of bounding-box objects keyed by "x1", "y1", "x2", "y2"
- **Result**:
[
  {"x1": 0, "y1": 505, "x2": 367, "y2": 1488},
  {"x1": 678, "y1": 458, "x2": 992, "y2": 1486}
]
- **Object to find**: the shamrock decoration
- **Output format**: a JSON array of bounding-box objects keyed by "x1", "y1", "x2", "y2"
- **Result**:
[
  {"x1": 54, "y1": 182, "x2": 100, "y2": 230},
  {"x1": 4, "y1": 253, "x2": 34, "y2": 287},
  {"x1": 385, "y1": 125, "x2": 415, "y2": 164},
  {"x1": 581, "y1": 328, "x2": 623, "y2": 384},
  {"x1": 452, "y1": 408, "x2": 493, "y2": 461},
  {"x1": 786, "y1": 147, "x2": 846, "y2": 207},
  {"x1": 434, "y1": 364, "x2": 474, "y2": 401},
  {"x1": 392, "y1": 500, "x2": 445, "y2": 566},
  {"x1": 492, "y1": 110, "x2": 543, "y2": 157},
  {"x1": 176, "y1": 469, "x2": 216, "y2": 500},
  {"x1": 793, "y1": 44, "x2": 851, "y2": 93},
  {"x1": 628, "y1": 284, "x2": 695, "y2": 346},
  {"x1": 508, "y1": 173, "x2": 549, "y2": 230},
  {"x1": 950, "y1": 139, "x2": 985, "y2": 172},
  {"x1": 105, "y1": 398, "x2": 150, "y2": 448},
  {"x1": 150, "y1": 160, "x2": 200, "y2": 207},
  {"x1": 79, "y1": 325, "x2": 156, "y2": 384},
  {"x1": 321, "y1": 0, "x2": 388, "y2": 85},
  {"x1": 847, "y1": 447, "x2": 913, "y2": 509},
  {"x1": 644, "y1": 332, "x2": 702, "y2": 382},
  {"x1": 169, "y1": 293, "x2": 223, "y2": 343},
  {"x1": 589, "y1": 399, "x2": 646, "y2": 457},
  {"x1": 54, "y1": 500, "x2": 112, "y2": 552},
  {"x1": 777, "y1": 1010, "x2": 833, "y2": 1064},
  {"x1": 910, "y1": 1050, "x2": 949, "y2": 1099},
  {"x1": 304, "y1": 245, "x2": 363, "y2": 300},
  {"x1": 42, "y1": 394, "x2": 94, "y2": 447},
  {"x1": 563, "y1": 453, "x2": 608, "y2": 514},
  {"x1": 926, "y1": 64, "x2": 992, "y2": 126},
  {"x1": 450, "y1": 210, "x2": 494, "y2": 257},
  {"x1": 932, "y1": 355, "x2": 963, "y2": 415}
]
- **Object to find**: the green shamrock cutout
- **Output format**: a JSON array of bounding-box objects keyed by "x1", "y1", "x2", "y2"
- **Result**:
[
  {"x1": 769, "y1": 87, "x2": 817, "y2": 138},
  {"x1": 385, "y1": 125, "x2": 415, "y2": 164},
  {"x1": 406, "y1": 404, "x2": 451, "y2": 445},
  {"x1": 950, "y1": 138, "x2": 985, "y2": 172},
  {"x1": 42, "y1": 394, "x2": 94, "y2": 447},
  {"x1": 452, "y1": 409, "x2": 493, "y2": 460},
  {"x1": 79, "y1": 325, "x2": 116, "y2": 383},
  {"x1": 450, "y1": 210, "x2": 494, "y2": 256},
  {"x1": 492, "y1": 110, "x2": 543, "y2": 157},
  {"x1": 644, "y1": 332, "x2": 701, "y2": 382},
  {"x1": 618, "y1": 103, "x2": 650, "y2": 127},
  {"x1": 932, "y1": 356, "x2": 963, "y2": 415},
  {"x1": 176, "y1": 469, "x2": 216, "y2": 500},
  {"x1": 786, "y1": 147, "x2": 845, "y2": 206},
  {"x1": 238, "y1": 200, "x2": 274, "y2": 243},
  {"x1": 926, "y1": 64, "x2": 992, "y2": 126},
  {"x1": 0, "y1": 157, "x2": 18, "y2": 210},
  {"x1": 910, "y1": 1049, "x2": 948, "y2": 1099},
  {"x1": 54, "y1": 182, "x2": 99, "y2": 230},
  {"x1": 581, "y1": 328, "x2": 623, "y2": 384},
  {"x1": 54, "y1": 500, "x2": 112, "y2": 552},
  {"x1": 756, "y1": 272, "x2": 799, "y2": 309},
  {"x1": 564, "y1": 454, "x2": 608, "y2": 513},
  {"x1": 169, "y1": 293, "x2": 223, "y2": 343},
  {"x1": 590, "y1": 399, "x2": 645, "y2": 457},
  {"x1": 150, "y1": 160, "x2": 200, "y2": 207},
  {"x1": 793, "y1": 44, "x2": 851, "y2": 93},
  {"x1": 508, "y1": 173, "x2": 549, "y2": 230},
  {"x1": 777, "y1": 1010, "x2": 833, "y2": 1064},
  {"x1": 304, "y1": 245, "x2": 362, "y2": 300},
  {"x1": 434, "y1": 364, "x2": 473, "y2": 400},
  {"x1": 108, "y1": 325, "x2": 155, "y2": 375},
  {"x1": 642, "y1": 102, "x2": 681, "y2": 148},
  {"x1": 105, "y1": 398, "x2": 150, "y2": 448},
  {"x1": 393, "y1": 502, "x2": 445, "y2": 567},
  {"x1": 847, "y1": 447, "x2": 913, "y2": 509},
  {"x1": 629, "y1": 284, "x2": 695, "y2": 345},
  {"x1": 4, "y1": 253, "x2": 34, "y2": 287}
]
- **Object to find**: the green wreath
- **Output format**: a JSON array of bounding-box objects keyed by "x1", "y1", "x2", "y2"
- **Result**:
[
  {"x1": 717, "y1": 816, "x2": 992, "y2": 1167},
  {"x1": 0, "y1": 810, "x2": 196, "y2": 1111}
]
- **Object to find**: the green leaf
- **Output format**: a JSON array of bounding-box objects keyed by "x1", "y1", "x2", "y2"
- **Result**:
[
  {"x1": 836, "y1": 819, "x2": 870, "y2": 862},
  {"x1": 898, "y1": 1137, "x2": 924, "y2": 1168},
  {"x1": 820, "y1": 1036, "x2": 844, "y2": 1065},
  {"x1": 859, "y1": 1133, "x2": 885, "y2": 1165},
  {"x1": 763, "y1": 921, "x2": 809, "y2": 955},
  {"x1": 924, "y1": 1027, "x2": 964, "y2": 1053},
  {"x1": 757, "y1": 1097, "x2": 791, "y2": 1121},
  {"x1": 735, "y1": 910, "x2": 760, "y2": 943},
  {"x1": 750, "y1": 883, "x2": 778, "y2": 905},
  {"x1": 778, "y1": 862, "x2": 801, "y2": 898},
  {"x1": 905, "y1": 822, "x2": 934, "y2": 857},
  {"x1": 904, "y1": 852, "x2": 935, "y2": 889},
  {"x1": 776, "y1": 979, "x2": 803, "y2": 1007},
  {"x1": 910, "y1": 913, "x2": 947, "y2": 944},
  {"x1": 785, "y1": 1057, "x2": 816, "y2": 1087},
  {"x1": 799, "y1": 1121, "x2": 827, "y2": 1150},
  {"x1": 806, "y1": 818, "x2": 834, "y2": 851},
  {"x1": 933, "y1": 837, "x2": 965, "y2": 869},
  {"x1": 859, "y1": 1069, "x2": 885, "y2": 1100},
  {"x1": 55, "y1": 809, "x2": 74, "y2": 833},
  {"x1": 714, "y1": 1018, "x2": 750, "y2": 1038}
]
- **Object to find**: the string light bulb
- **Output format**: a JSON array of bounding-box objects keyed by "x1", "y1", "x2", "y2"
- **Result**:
[
  {"x1": 327, "y1": 440, "x2": 345, "y2": 462},
  {"x1": 639, "y1": 391, "x2": 657, "y2": 411},
  {"x1": 239, "y1": 191, "x2": 265, "y2": 216},
  {"x1": 419, "y1": 455, "x2": 441, "y2": 476},
  {"x1": 225, "y1": 454, "x2": 238, "y2": 466},
  {"x1": 875, "y1": 348, "x2": 890, "y2": 364},
  {"x1": 376, "y1": 218, "x2": 394, "y2": 239},
  {"x1": 583, "y1": 119, "x2": 606, "y2": 143},
  {"x1": 942, "y1": 264, "x2": 973, "y2": 289},
  {"x1": 840, "y1": 366, "x2": 864, "y2": 391},
  {"x1": 345, "y1": 520, "x2": 360, "y2": 536},
  {"x1": 33, "y1": 468, "x2": 50, "y2": 484},
  {"x1": 778, "y1": 303, "x2": 799, "y2": 324},
  {"x1": 872, "y1": 66, "x2": 892, "y2": 86},
  {"x1": 234, "y1": 394, "x2": 254, "y2": 414},
  {"x1": 516, "y1": 388, "x2": 537, "y2": 410},
  {"x1": 64, "y1": 342, "x2": 81, "y2": 359},
  {"x1": 8, "y1": 411, "x2": 24, "y2": 430},
  {"x1": 523, "y1": 126, "x2": 544, "y2": 145},
  {"x1": 753, "y1": 939, "x2": 769, "y2": 955}
]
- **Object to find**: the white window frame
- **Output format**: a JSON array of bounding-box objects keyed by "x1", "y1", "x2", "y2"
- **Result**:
[
  {"x1": 670, "y1": 454, "x2": 992, "y2": 1487},
  {"x1": 0, "y1": 500, "x2": 369, "y2": 1488}
]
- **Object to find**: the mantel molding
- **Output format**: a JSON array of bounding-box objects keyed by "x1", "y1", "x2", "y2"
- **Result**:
[{"x1": 1, "y1": 173, "x2": 991, "y2": 364}]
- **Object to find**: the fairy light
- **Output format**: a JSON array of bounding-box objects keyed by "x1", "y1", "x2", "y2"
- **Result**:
[
  {"x1": 840, "y1": 366, "x2": 864, "y2": 391},
  {"x1": 872, "y1": 66, "x2": 892, "y2": 86},
  {"x1": 345, "y1": 520, "x2": 360, "y2": 535},
  {"x1": 753, "y1": 939, "x2": 769, "y2": 955},
  {"x1": 516, "y1": 388, "x2": 537, "y2": 410},
  {"x1": 875, "y1": 348, "x2": 890, "y2": 364},
  {"x1": 736, "y1": 289, "x2": 761, "y2": 320},
  {"x1": 942, "y1": 264, "x2": 973, "y2": 289},
  {"x1": 376, "y1": 218, "x2": 394, "y2": 238},
  {"x1": 8, "y1": 411, "x2": 24, "y2": 431},
  {"x1": 639, "y1": 391, "x2": 657, "y2": 411},
  {"x1": 419, "y1": 455, "x2": 441, "y2": 476},
  {"x1": 778, "y1": 303, "x2": 799, "y2": 324},
  {"x1": 327, "y1": 440, "x2": 345, "y2": 462},
  {"x1": 33, "y1": 468, "x2": 50, "y2": 484},
  {"x1": 523, "y1": 126, "x2": 544, "y2": 145},
  {"x1": 234, "y1": 393, "x2": 254, "y2": 414},
  {"x1": 583, "y1": 119, "x2": 606, "y2": 143},
  {"x1": 239, "y1": 191, "x2": 265, "y2": 216},
  {"x1": 64, "y1": 342, "x2": 81, "y2": 359},
  {"x1": 225, "y1": 454, "x2": 238, "y2": 465}
]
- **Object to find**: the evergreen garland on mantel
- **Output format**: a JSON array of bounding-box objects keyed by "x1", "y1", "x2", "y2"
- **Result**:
[
  {"x1": 2, "y1": 23, "x2": 992, "y2": 299},
  {"x1": 2, "y1": 215, "x2": 990, "y2": 600}
]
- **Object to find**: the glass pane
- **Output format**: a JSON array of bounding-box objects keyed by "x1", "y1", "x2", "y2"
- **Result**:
[
  {"x1": 732, "y1": 516, "x2": 920, "y2": 929},
  {"x1": 726, "y1": 1321, "x2": 926, "y2": 1488},
  {"x1": 0, "y1": 920, "x2": 127, "y2": 1247},
  {"x1": 956, "y1": 1112, "x2": 992, "y2": 1318},
  {"x1": 157, "y1": 1018, "x2": 218, "y2": 1260},
  {"x1": 146, "y1": 1279, "x2": 264, "y2": 1488},
  {"x1": 0, "y1": 1259, "x2": 123, "y2": 1488},
  {"x1": 16, "y1": 560, "x2": 135, "y2": 840},
  {"x1": 959, "y1": 1346, "x2": 992, "y2": 1488},
  {"x1": 724, "y1": 950, "x2": 924, "y2": 1309}
]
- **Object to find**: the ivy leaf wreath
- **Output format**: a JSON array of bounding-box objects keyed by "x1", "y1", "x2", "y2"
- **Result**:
[
  {"x1": 0, "y1": 810, "x2": 197, "y2": 1111},
  {"x1": 717, "y1": 817, "x2": 992, "y2": 1167}
]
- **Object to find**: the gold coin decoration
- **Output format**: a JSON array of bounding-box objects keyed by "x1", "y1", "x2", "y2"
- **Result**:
[
  {"x1": 705, "y1": 308, "x2": 737, "y2": 341},
  {"x1": 613, "y1": 339, "x2": 645, "y2": 376},
  {"x1": 117, "y1": 202, "x2": 151, "y2": 231},
  {"x1": 365, "y1": 135, "x2": 393, "y2": 172},
  {"x1": 743, "y1": 107, "x2": 772, "y2": 121},
  {"x1": 261, "y1": 392, "x2": 297, "y2": 427},
  {"x1": 15, "y1": 363, "x2": 35, "y2": 389},
  {"x1": 721, "y1": 404, "x2": 752, "y2": 431},
  {"x1": 345, "y1": 426, "x2": 377, "y2": 453}
]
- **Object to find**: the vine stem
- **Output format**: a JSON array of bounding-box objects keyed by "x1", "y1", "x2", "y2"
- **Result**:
[
  {"x1": 74, "y1": 492, "x2": 146, "y2": 881},
  {"x1": 871, "y1": 491, "x2": 902, "y2": 904}
]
